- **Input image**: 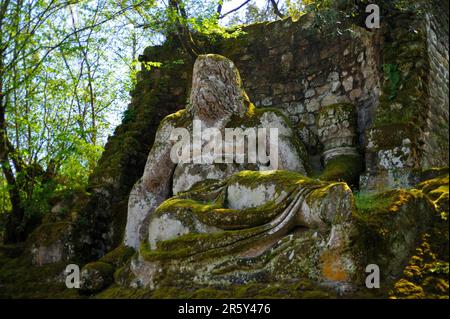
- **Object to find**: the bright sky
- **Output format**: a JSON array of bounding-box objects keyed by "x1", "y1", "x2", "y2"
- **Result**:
[
  {"x1": 220, "y1": 0, "x2": 283, "y2": 24},
  {"x1": 222, "y1": 0, "x2": 272, "y2": 12}
]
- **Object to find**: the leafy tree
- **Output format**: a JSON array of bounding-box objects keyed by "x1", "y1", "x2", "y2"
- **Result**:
[{"x1": 0, "y1": 0, "x2": 150, "y2": 242}]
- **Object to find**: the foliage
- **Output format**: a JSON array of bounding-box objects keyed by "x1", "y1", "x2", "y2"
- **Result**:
[
  {"x1": 0, "y1": 0, "x2": 159, "y2": 241},
  {"x1": 383, "y1": 64, "x2": 401, "y2": 100}
]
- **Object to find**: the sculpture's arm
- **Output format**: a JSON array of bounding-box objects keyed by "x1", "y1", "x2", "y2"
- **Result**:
[{"x1": 124, "y1": 111, "x2": 187, "y2": 249}]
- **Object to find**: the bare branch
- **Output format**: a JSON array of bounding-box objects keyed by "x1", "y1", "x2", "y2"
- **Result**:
[
  {"x1": 219, "y1": 0, "x2": 252, "y2": 19},
  {"x1": 269, "y1": 0, "x2": 284, "y2": 19}
]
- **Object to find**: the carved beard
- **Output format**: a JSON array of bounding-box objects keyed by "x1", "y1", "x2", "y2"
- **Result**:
[{"x1": 189, "y1": 56, "x2": 248, "y2": 124}]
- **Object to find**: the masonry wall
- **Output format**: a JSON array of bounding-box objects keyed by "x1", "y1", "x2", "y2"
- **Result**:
[
  {"x1": 216, "y1": 17, "x2": 380, "y2": 171},
  {"x1": 423, "y1": 4, "x2": 449, "y2": 167}
]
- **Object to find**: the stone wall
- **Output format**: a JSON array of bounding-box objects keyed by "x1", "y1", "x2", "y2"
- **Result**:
[
  {"x1": 361, "y1": 4, "x2": 449, "y2": 190},
  {"x1": 219, "y1": 18, "x2": 380, "y2": 173},
  {"x1": 423, "y1": 3, "x2": 449, "y2": 167}
]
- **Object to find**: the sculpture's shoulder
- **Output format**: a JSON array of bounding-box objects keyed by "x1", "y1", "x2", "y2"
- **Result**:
[
  {"x1": 255, "y1": 107, "x2": 294, "y2": 136},
  {"x1": 229, "y1": 104, "x2": 294, "y2": 137},
  {"x1": 147, "y1": 109, "x2": 192, "y2": 157},
  {"x1": 160, "y1": 108, "x2": 192, "y2": 129}
]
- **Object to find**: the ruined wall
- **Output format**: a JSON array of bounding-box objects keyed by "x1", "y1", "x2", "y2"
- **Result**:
[
  {"x1": 423, "y1": 4, "x2": 449, "y2": 167},
  {"x1": 218, "y1": 18, "x2": 380, "y2": 148},
  {"x1": 361, "y1": 5, "x2": 449, "y2": 190}
]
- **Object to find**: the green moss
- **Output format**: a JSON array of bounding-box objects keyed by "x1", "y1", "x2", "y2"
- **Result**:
[
  {"x1": 416, "y1": 174, "x2": 449, "y2": 222},
  {"x1": 415, "y1": 174, "x2": 449, "y2": 262},
  {"x1": 84, "y1": 261, "x2": 114, "y2": 275},
  {"x1": 304, "y1": 181, "x2": 349, "y2": 207},
  {"x1": 80, "y1": 261, "x2": 115, "y2": 295},
  {"x1": 370, "y1": 21, "x2": 429, "y2": 131},
  {"x1": 353, "y1": 180, "x2": 446, "y2": 287},
  {"x1": 390, "y1": 234, "x2": 449, "y2": 299},
  {"x1": 95, "y1": 279, "x2": 338, "y2": 299},
  {"x1": 383, "y1": 64, "x2": 401, "y2": 100},
  {"x1": 27, "y1": 222, "x2": 71, "y2": 247},
  {"x1": 99, "y1": 244, "x2": 135, "y2": 268},
  {"x1": 159, "y1": 108, "x2": 192, "y2": 129},
  {"x1": 417, "y1": 174, "x2": 449, "y2": 196},
  {"x1": 319, "y1": 154, "x2": 363, "y2": 188},
  {"x1": 0, "y1": 251, "x2": 80, "y2": 299},
  {"x1": 141, "y1": 170, "x2": 343, "y2": 263},
  {"x1": 190, "y1": 288, "x2": 230, "y2": 299},
  {"x1": 94, "y1": 285, "x2": 153, "y2": 299},
  {"x1": 227, "y1": 170, "x2": 315, "y2": 194},
  {"x1": 140, "y1": 225, "x2": 260, "y2": 261},
  {"x1": 354, "y1": 191, "x2": 393, "y2": 215},
  {"x1": 157, "y1": 170, "x2": 318, "y2": 230},
  {"x1": 367, "y1": 123, "x2": 419, "y2": 151}
]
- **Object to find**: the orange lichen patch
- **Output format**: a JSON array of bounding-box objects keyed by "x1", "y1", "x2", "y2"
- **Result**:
[{"x1": 320, "y1": 250, "x2": 348, "y2": 282}]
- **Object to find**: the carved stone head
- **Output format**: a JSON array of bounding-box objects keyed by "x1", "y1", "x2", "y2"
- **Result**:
[{"x1": 189, "y1": 54, "x2": 250, "y2": 123}]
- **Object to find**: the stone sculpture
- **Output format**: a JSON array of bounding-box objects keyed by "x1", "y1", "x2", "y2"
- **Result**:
[
  {"x1": 124, "y1": 54, "x2": 309, "y2": 249},
  {"x1": 123, "y1": 54, "x2": 359, "y2": 290}
]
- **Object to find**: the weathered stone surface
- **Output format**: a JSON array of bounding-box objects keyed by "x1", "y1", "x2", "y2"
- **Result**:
[
  {"x1": 130, "y1": 170, "x2": 358, "y2": 292},
  {"x1": 68, "y1": 7, "x2": 409, "y2": 259},
  {"x1": 28, "y1": 222, "x2": 74, "y2": 266},
  {"x1": 317, "y1": 103, "x2": 359, "y2": 165},
  {"x1": 354, "y1": 187, "x2": 439, "y2": 280},
  {"x1": 57, "y1": 3, "x2": 447, "y2": 299},
  {"x1": 80, "y1": 262, "x2": 114, "y2": 294}
]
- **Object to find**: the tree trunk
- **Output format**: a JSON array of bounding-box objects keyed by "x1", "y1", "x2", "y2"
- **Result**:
[
  {"x1": 168, "y1": 0, "x2": 199, "y2": 60},
  {"x1": 0, "y1": 70, "x2": 26, "y2": 243}
]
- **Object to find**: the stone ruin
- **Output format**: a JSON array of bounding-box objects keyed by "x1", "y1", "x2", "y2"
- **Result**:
[
  {"x1": 124, "y1": 54, "x2": 358, "y2": 292},
  {"x1": 26, "y1": 3, "x2": 449, "y2": 298}
]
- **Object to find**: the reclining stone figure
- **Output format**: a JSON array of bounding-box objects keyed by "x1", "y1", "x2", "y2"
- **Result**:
[
  {"x1": 124, "y1": 54, "x2": 358, "y2": 289},
  {"x1": 124, "y1": 54, "x2": 310, "y2": 249}
]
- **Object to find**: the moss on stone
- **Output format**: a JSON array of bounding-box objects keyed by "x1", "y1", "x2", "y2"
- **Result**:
[
  {"x1": 159, "y1": 108, "x2": 192, "y2": 129},
  {"x1": 367, "y1": 123, "x2": 419, "y2": 151},
  {"x1": 156, "y1": 170, "x2": 318, "y2": 231},
  {"x1": 96, "y1": 279, "x2": 338, "y2": 299},
  {"x1": 99, "y1": 244, "x2": 135, "y2": 268},
  {"x1": 353, "y1": 183, "x2": 443, "y2": 284},
  {"x1": 80, "y1": 261, "x2": 115, "y2": 295},
  {"x1": 415, "y1": 174, "x2": 449, "y2": 264},
  {"x1": 27, "y1": 222, "x2": 71, "y2": 247},
  {"x1": 140, "y1": 225, "x2": 260, "y2": 261},
  {"x1": 319, "y1": 154, "x2": 363, "y2": 188},
  {"x1": 83, "y1": 261, "x2": 114, "y2": 274},
  {"x1": 0, "y1": 249, "x2": 80, "y2": 299},
  {"x1": 390, "y1": 234, "x2": 449, "y2": 299}
]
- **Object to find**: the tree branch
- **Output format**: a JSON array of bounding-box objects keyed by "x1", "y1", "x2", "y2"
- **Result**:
[
  {"x1": 219, "y1": 0, "x2": 252, "y2": 19},
  {"x1": 269, "y1": 0, "x2": 284, "y2": 19}
]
